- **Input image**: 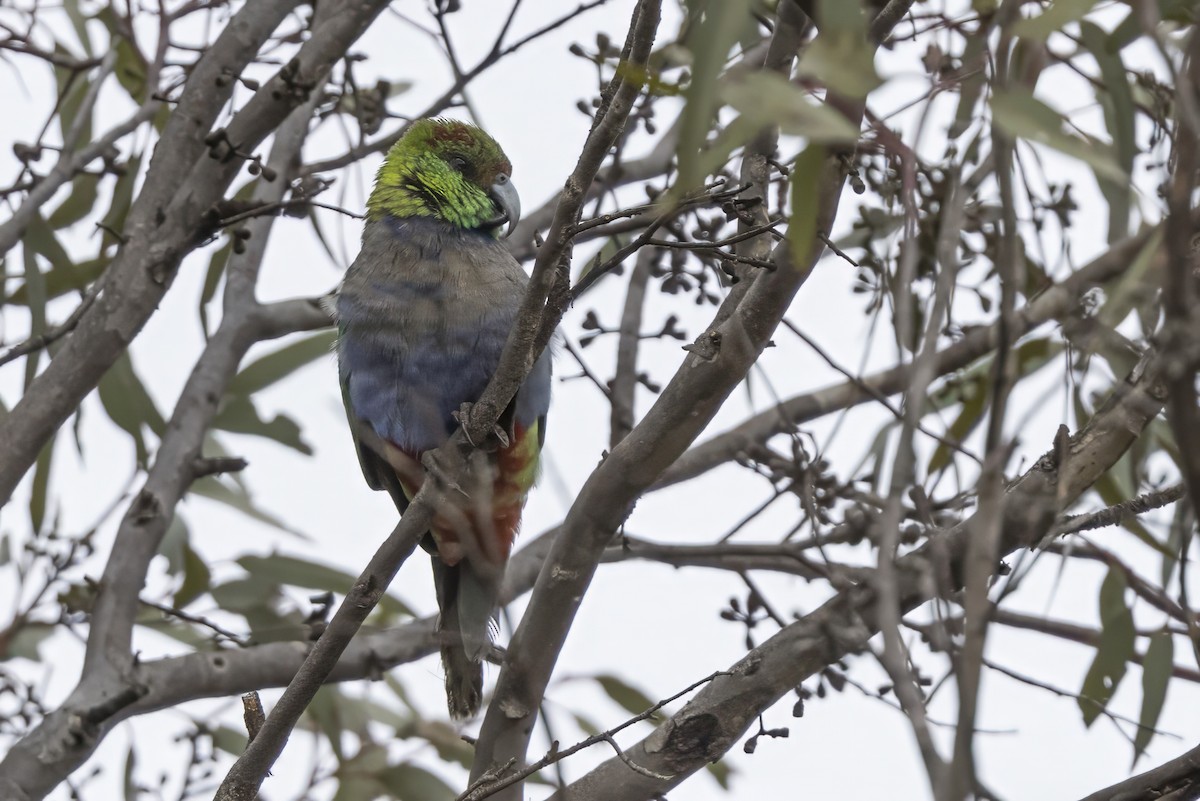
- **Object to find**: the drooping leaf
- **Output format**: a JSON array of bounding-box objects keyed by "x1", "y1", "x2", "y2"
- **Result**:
[
  {"x1": 595, "y1": 674, "x2": 661, "y2": 720},
  {"x1": 1012, "y1": 0, "x2": 1098, "y2": 42},
  {"x1": 123, "y1": 742, "x2": 138, "y2": 801},
  {"x1": 1162, "y1": 498, "x2": 1191, "y2": 588},
  {"x1": 30, "y1": 436, "x2": 55, "y2": 535},
  {"x1": 21, "y1": 245, "x2": 47, "y2": 390},
  {"x1": 3, "y1": 622, "x2": 53, "y2": 661},
  {"x1": 377, "y1": 764, "x2": 457, "y2": 801},
  {"x1": 174, "y1": 543, "x2": 213, "y2": 610},
  {"x1": 707, "y1": 758, "x2": 735, "y2": 789},
  {"x1": 1078, "y1": 21, "x2": 1135, "y2": 242},
  {"x1": 1078, "y1": 567, "x2": 1136, "y2": 726},
  {"x1": 720, "y1": 73, "x2": 861, "y2": 143},
  {"x1": 1133, "y1": 632, "x2": 1174, "y2": 764},
  {"x1": 49, "y1": 173, "x2": 101, "y2": 230},
  {"x1": 200, "y1": 240, "x2": 232, "y2": 334},
  {"x1": 788, "y1": 144, "x2": 826, "y2": 274},
  {"x1": 674, "y1": 0, "x2": 754, "y2": 194},
  {"x1": 991, "y1": 88, "x2": 1127, "y2": 185},
  {"x1": 212, "y1": 395, "x2": 312, "y2": 454},
  {"x1": 308, "y1": 685, "x2": 369, "y2": 759},
  {"x1": 211, "y1": 726, "x2": 249, "y2": 756},
  {"x1": 96, "y1": 8, "x2": 148, "y2": 102},
  {"x1": 98, "y1": 350, "x2": 167, "y2": 466},
  {"x1": 238, "y1": 553, "x2": 411, "y2": 617},
  {"x1": 158, "y1": 514, "x2": 189, "y2": 577},
  {"x1": 54, "y1": 62, "x2": 93, "y2": 148},
  {"x1": 7, "y1": 257, "x2": 108, "y2": 306},
  {"x1": 227, "y1": 331, "x2": 337, "y2": 396},
  {"x1": 795, "y1": 0, "x2": 881, "y2": 99},
  {"x1": 950, "y1": 32, "x2": 988, "y2": 139},
  {"x1": 189, "y1": 475, "x2": 305, "y2": 537},
  {"x1": 99, "y1": 151, "x2": 143, "y2": 250},
  {"x1": 929, "y1": 376, "x2": 987, "y2": 475}
]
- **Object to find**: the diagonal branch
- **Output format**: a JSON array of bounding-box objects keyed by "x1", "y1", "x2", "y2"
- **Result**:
[{"x1": 1076, "y1": 740, "x2": 1200, "y2": 801}]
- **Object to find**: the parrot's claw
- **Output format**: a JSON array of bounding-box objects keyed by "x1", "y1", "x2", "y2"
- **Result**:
[
  {"x1": 421, "y1": 451, "x2": 463, "y2": 496},
  {"x1": 452, "y1": 402, "x2": 511, "y2": 449},
  {"x1": 452, "y1": 403, "x2": 478, "y2": 446}
]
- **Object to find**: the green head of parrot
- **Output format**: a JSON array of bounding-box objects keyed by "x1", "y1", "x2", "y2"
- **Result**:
[{"x1": 367, "y1": 117, "x2": 521, "y2": 236}]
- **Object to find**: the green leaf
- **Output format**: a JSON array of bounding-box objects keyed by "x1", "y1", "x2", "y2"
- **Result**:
[
  {"x1": 175, "y1": 543, "x2": 212, "y2": 609},
  {"x1": 7, "y1": 257, "x2": 108, "y2": 306},
  {"x1": 1079, "y1": 21, "x2": 1135, "y2": 242},
  {"x1": 189, "y1": 475, "x2": 305, "y2": 537},
  {"x1": 212, "y1": 395, "x2": 312, "y2": 455},
  {"x1": 795, "y1": 0, "x2": 881, "y2": 99},
  {"x1": 674, "y1": 0, "x2": 755, "y2": 194},
  {"x1": 570, "y1": 710, "x2": 603, "y2": 737},
  {"x1": 21, "y1": 245, "x2": 47, "y2": 390},
  {"x1": 99, "y1": 151, "x2": 143, "y2": 250},
  {"x1": 3, "y1": 622, "x2": 53, "y2": 661},
  {"x1": 228, "y1": 331, "x2": 337, "y2": 396},
  {"x1": 719, "y1": 72, "x2": 861, "y2": 143},
  {"x1": 308, "y1": 685, "x2": 369, "y2": 759},
  {"x1": 123, "y1": 743, "x2": 137, "y2": 801},
  {"x1": 595, "y1": 674, "x2": 661, "y2": 720},
  {"x1": 1162, "y1": 498, "x2": 1192, "y2": 587},
  {"x1": 787, "y1": 145, "x2": 825, "y2": 273},
  {"x1": 1133, "y1": 632, "x2": 1174, "y2": 765},
  {"x1": 1012, "y1": 0, "x2": 1098, "y2": 42},
  {"x1": 96, "y1": 8, "x2": 148, "y2": 102},
  {"x1": 199, "y1": 181, "x2": 256, "y2": 330},
  {"x1": 64, "y1": 2, "x2": 94, "y2": 57},
  {"x1": 991, "y1": 88, "x2": 1127, "y2": 185},
  {"x1": 1078, "y1": 567, "x2": 1136, "y2": 726},
  {"x1": 158, "y1": 514, "x2": 188, "y2": 577},
  {"x1": 25, "y1": 212, "x2": 73, "y2": 275},
  {"x1": 929, "y1": 376, "x2": 987, "y2": 474},
  {"x1": 211, "y1": 726, "x2": 249, "y2": 756},
  {"x1": 950, "y1": 33, "x2": 988, "y2": 139},
  {"x1": 238, "y1": 553, "x2": 411, "y2": 617},
  {"x1": 55, "y1": 64, "x2": 93, "y2": 148},
  {"x1": 706, "y1": 758, "x2": 735, "y2": 789},
  {"x1": 98, "y1": 350, "x2": 166, "y2": 466},
  {"x1": 1098, "y1": 231, "x2": 1162, "y2": 329},
  {"x1": 377, "y1": 764, "x2": 456, "y2": 801},
  {"x1": 49, "y1": 173, "x2": 101, "y2": 230},
  {"x1": 200, "y1": 240, "x2": 232, "y2": 334},
  {"x1": 1092, "y1": 453, "x2": 1176, "y2": 559},
  {"x1": 30, "y1": 436, "x2": 55, "y2": 535}
]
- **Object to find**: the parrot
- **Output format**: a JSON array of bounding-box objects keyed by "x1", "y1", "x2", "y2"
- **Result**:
[{"x1": 335, "y1": 118, "x2": 551, "y2": 719}]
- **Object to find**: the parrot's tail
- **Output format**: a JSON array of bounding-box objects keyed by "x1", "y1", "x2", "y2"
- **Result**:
[{"x1": 432, "y1": 556, "x2": 499, "y2": 719}]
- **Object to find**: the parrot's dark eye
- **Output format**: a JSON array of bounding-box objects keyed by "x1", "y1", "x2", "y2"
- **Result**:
[{"x1": 447, "y1": 155, "x2": 469, "y2": 173}]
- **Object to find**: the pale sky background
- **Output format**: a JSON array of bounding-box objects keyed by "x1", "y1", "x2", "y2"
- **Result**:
[{"x1": 1, "y1": 1, "x2": 1198, "y2": 799}]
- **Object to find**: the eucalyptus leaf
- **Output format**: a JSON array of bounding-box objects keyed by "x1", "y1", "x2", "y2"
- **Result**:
[
  {"x1": 1132, "y1": 632, "x2": 1174, "y2": 764},
  {"x1": 1078, "y1": 567, "x2": 1135, "y2": 726},
  {"x1": 991, "y1": 89, "x2": 1127, "y2": 185}
]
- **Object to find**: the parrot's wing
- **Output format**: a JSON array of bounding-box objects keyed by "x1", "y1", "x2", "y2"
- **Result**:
[{"x1": 340, "y1": 370, "x2": 411, "y2": 514}]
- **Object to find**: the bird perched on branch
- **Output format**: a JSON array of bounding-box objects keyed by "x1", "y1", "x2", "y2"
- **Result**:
[{"x1": 336, "y1": 118, "x2": 551, "y2": 719}]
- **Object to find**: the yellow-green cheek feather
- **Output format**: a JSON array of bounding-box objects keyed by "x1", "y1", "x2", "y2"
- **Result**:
[{"x1": 367, "y1": 151, "x2": 498, "y2": 230}]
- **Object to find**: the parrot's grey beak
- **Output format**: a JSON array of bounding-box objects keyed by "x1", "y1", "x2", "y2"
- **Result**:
[{"x1": 487, "y1": 174, "x2": 521, "y2": 238}]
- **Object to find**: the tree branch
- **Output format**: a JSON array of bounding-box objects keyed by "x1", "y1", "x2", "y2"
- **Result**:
[
  {"x1": 548, "y1": 345, "x2": 1170, "y2": 801},
  {"x1": 656, "y1": 226, "x2": 1163, "y2": 490},
  {"x1": 1076, "y1": 741, "x2": 1200, "y2": 801}
]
